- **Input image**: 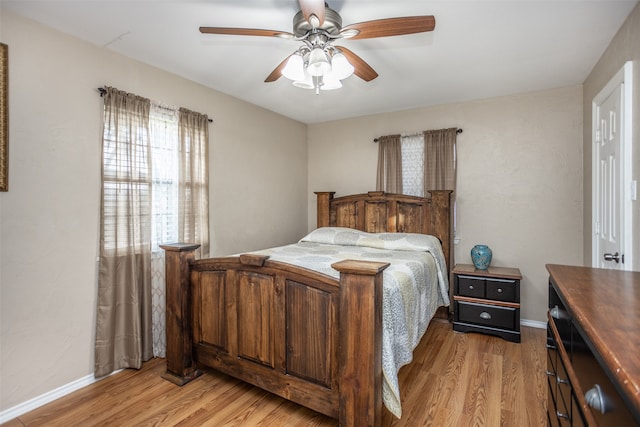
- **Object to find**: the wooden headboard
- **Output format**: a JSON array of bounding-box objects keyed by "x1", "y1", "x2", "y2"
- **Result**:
[{"x1": 315, "y1": 190, "x2": 453, "y2": 273}]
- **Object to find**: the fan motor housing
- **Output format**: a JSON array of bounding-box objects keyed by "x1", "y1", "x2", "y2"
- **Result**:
[{"x1": 293, "y1": 6, "x2": 342, "y2": 37}]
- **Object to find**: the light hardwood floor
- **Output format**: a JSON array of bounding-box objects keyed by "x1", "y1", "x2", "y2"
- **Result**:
[{"x1": 2, "y1": 320, "x2": 547, "y2": 426}]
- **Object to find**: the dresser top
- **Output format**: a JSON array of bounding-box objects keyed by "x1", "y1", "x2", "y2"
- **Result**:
[{"x1": 546, "y1": 264, "x2": 640, "y2": 414}]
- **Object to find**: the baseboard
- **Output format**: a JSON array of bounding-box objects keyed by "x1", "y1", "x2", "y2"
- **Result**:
[
  {"x1": 0, "y1": 370, "x2": 119, "y2": 424},
  {"x1": 521, "y1": 318, "x2": 546, "y2": 329}
]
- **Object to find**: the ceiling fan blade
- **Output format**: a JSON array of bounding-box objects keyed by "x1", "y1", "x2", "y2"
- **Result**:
[
  {"x1": 200, "y1": 27, "x2": 294, "y2": 39},
  {"x1": 264, "y1": 55, "x2": 292, "y2": 83},
  {"x1": 340, "y1": 16, "x2": 435, "y2": 40},
  {"x1": 298, "y1": 0, "x2": 325, "y2": 27},
  {"x1": 336, "y1": 46, "x2": 378, "y2": 82}
]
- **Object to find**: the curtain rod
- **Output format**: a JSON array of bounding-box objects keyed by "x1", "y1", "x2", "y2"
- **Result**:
[
  {"x1": 97, "y1": 87, "x2": 213, "y2": 123},
  {"x1": 373, "y1": 128, "x2": 462, "y2": 143}
]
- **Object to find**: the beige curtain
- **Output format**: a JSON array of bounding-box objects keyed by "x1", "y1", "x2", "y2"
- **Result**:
[
  {"x1": 375, "y1": 134, "x2": 403, "y2": 193},
  {"x1": 423, "y1": 128, "x2": 457, "y2": 193},
  {"x1": 95, "y1": 87, "x2": 153, "y2": 377},
  {"x1": 178, "y1": 108, "x2": 210, "y2": 258}
]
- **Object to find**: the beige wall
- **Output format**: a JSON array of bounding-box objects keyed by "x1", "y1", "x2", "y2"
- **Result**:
[
  {"x1": 308, "y1": 85, "x2": 584, "y2": 324},
  {"x1": 4, "y1": 1, "x2": 632, "y2": 417},
  {"x1": 583, "y1": 2, "x2": 640, "y2": 269},
  {"x1": 0, "y1": 10, "x2": 307, "y2": 412}
]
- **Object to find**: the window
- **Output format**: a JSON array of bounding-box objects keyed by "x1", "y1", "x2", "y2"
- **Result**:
[
  {"x1": 101, "y1": 103, "x2": 151, "y2": 254},
  {"x1": 377, "y1": 129, "x2": 457, "y2": 197},
  {"x1": 149, "y1": 104, "x2": 180, "y2": 252},
  {"x1": 401, "y1": 133, "x2": 425, "y2": 197},
  {"x1": 101, "y1": 103, "x2": 198, "y2": 254},
  {"x1": 96, "y1": 86, "x2": 209, "y2": 375},
  {"x1": 376, "y1": 128, "x2": 458, "y2": 236}
]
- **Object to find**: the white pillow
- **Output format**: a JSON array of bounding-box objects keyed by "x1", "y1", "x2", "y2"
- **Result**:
[{"x1": 300, "y1": 227, "x2": 442, "y2": 252}]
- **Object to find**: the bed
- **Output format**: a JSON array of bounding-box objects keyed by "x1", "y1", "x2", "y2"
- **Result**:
[{"x1": 161, "y1": 190, "x2": 453, "y2": 426}]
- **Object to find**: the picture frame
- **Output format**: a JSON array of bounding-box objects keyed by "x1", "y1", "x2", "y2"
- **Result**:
[{"x1": 0, "y1": 43, "x2": 7, "y2": 191}]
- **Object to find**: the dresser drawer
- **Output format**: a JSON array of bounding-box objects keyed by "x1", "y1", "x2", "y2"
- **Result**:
[
  {"x1": 570, "y1": 392, "x2": 587, "y2": 427},
  {"x1": 548, "y1": 376, "x2": 561, "y2": 427},
  {"x1": 457, "y1": 301, "x2": 517, "y2": 330},
  {"x1": 571, "y1": 323, "x2": 637, "y2": 426},
  {"x1": 457, "y1": 275, "x2": 485, "y2": 298},
  {"x1": 555, "y1": 351, "x2": 572, "y2": 422},
  {"x1": 485, "y1": 278, "x2": 517, "y2": 302}
]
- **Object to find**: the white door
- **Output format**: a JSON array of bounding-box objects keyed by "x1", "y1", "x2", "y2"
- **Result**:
[
  {"x1": 592, "y1": 61, "x2": 634, "y2": 270},
  {"x1": 593, "y1": 85, "x2": 623, "y2": 269}
]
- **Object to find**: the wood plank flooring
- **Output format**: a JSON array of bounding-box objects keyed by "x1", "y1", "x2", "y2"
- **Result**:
[{"x1": 2, "y1": 320, "x2": 547, "y2": 426}]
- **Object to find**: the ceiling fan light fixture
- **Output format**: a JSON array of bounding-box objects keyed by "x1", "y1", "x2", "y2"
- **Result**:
[
  {"x1": 292, "y1": 74, "x2": 314, "y2": 90},
  {"x1": 201, "y1": 7, "x2": 437, "y2": 92},
  {"x1": 307, "y1": 47, "x2": 331, "y2": 76},
  {"x1": 320, "y1": 74, "x2": 342, "y2": 91},
  {"x1": 282, "y1": 53, "x2": 305, "y2": 81},
  {"x1": 329, "y1": 52, "x2": 354, "y2": 80}
]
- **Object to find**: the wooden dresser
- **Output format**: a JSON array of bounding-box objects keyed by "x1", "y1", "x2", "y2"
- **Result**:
[{"x1": 546, "y1": 264, "x2": 640, "y2": 426}]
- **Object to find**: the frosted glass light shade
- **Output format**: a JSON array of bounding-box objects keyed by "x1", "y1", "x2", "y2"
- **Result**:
[
  {"x1": 330, "y1": 52, "x2": 354, "y2": 80},
  {"x1": 292, "y1": 73, "x2": 314, "y2": 89},
  {"x1": 282, "y1": 54, "x2": 305, "y2": 81},
  {"x1": 307, "y1": 47, "x2": 331, "y2": 76},
  {"x1": 320, "y1": 74, "x2": 342, "y2": 90}
]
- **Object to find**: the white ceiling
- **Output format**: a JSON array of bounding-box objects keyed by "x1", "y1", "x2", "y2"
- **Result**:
[{"x1": 3, "y1": 0, "x2": 637, "y2": 124}]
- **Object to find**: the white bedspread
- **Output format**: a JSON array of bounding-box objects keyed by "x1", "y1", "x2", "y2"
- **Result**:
[{"x1": 248, "y1": 227, "x2": 450, "y2": 418}]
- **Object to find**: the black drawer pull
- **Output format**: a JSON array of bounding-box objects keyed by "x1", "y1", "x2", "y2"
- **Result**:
[
  {"x1": 556, "y1": 411, "x2": 570, "y2": 420},
  {"x1": 479, "y1": 311, "x2": 491, "y2": 320},
  {"x1": 585, "y1": 384, "x2": 612, "y2": 414}
]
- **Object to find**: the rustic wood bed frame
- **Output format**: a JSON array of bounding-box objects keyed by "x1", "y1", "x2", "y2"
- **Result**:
[{"x1": 161, "y1": 190, "x2": 452, "y2": 426}]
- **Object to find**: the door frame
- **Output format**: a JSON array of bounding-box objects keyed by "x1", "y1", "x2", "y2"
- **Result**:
[{"x1": 591, "y1": 61, "x2": 633, "y2": 269}]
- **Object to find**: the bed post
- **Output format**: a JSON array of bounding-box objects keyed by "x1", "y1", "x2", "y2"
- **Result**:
[
  {"x1": 332, "y1": 259, "x2": 389, "y2": 427},
  {"x1": 160, "y1": 243, "x2": 202, "y2": 386},
  {"x1": 428, "y1": 190, "x2": 453, "y2": 271},
  {"x1": 315, "y1": 191, "x2": 335, "y2": 227}
]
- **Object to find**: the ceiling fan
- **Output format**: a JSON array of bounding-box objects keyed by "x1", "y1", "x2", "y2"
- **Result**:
[{"x1": 199, "y1": 0, "x2": 435, "y2": 93}]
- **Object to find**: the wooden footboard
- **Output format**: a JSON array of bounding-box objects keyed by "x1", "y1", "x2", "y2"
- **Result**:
[{"x1": 161, "y1": 244, "x2": 388, "y2": 426}]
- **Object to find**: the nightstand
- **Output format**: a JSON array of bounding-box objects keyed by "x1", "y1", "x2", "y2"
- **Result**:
[{"x1": 452, "y1": 264, "x2": 522, "y2": 343}]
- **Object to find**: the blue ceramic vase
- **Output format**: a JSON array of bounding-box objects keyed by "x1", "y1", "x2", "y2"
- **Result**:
[{"x1": 470, "y1": 245, "x2": 492, "y2": 270}]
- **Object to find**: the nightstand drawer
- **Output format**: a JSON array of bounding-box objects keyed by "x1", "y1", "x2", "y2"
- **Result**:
[
  {"x1": 485, "y1": 278, "x2": 517, "y2": 302},
  {"x1": 457, "y1": 275, "x2": 485, "y2": 298},
  {"x1": 457, "y1": 301, "x2": 517, "y2": 330}
]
